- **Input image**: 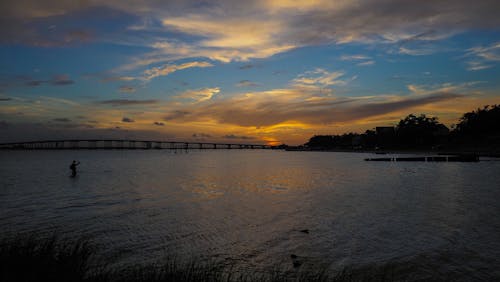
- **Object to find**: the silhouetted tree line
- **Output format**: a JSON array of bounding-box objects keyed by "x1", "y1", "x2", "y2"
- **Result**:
[
  {"x1": 450, "y1": 105, "x2": 500, "y2": 146},
  {"x1": 304, "y1": 105, "x2": 500, "y2": 150}
]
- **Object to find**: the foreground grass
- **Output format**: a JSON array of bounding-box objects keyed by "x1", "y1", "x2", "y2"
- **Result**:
[
  {"x1": 0, "y1": 235, "x2": 398, "y2": 282},
  {"x1": 0, "y1": 235, "x2": 94, "y2": 282}
]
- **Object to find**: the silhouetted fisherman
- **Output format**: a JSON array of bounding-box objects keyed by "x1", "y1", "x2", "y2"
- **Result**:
[{"x1": 70, "y1": 160, "x2": 80, "y2": 177}]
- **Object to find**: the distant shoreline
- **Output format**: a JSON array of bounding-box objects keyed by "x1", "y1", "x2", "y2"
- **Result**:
[{"x1": 285, "y1": 147, "x2": 500, "y2": 158}]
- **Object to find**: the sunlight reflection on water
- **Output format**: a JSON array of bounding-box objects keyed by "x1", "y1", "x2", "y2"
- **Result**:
[{"x1": 1, "y1": 150, "x2": 499, "y2": 279}]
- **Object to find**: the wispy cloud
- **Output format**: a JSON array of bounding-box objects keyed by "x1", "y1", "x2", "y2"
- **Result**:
[
  {"x1": 50, "y1": 74, "x2": 74, "y2": 85},
  {"x1": 357, "y1": 60, "x2": 375, "y2": 66},
  {"x1": 39, "y1": 96, "x2": 80, "y2": 106},
  {"x1": 407, "y1": 81, "x2": 483, "y2": 95},
  {"x1": 340, "y1": 55, "x2": 371, "y2": 61},
  {"x1": 1, "y1": 74, "x2": 75, "y2": 88},
  {"x1": 118, "y1": 86, "x2": 136, "y2": 93},
  {"x1": 174, "y1": 87, "x2": 220, "y2": 103},
  {"x1": 468, "y1": 42, "x2": 500, "y2": 60},
  {"x1": 340, "y1": 54, "x2": 376, "y2": 67},
  {"x1": 163, "y1": 110, "x2": 190, "y2": 121},
  {"x1": 398, "y1": 47, "x2": 436, "y2": 56},
  {"x1": 293, "y1": 69, "x2": 349, "y2": 87},
  {"x1": 142, "y1": 61, "x2": 213, "y2": 81},
  {"x1": 97, "y1": 99, "x2": 159, "y2": 106},
  {"x1": 465, "y1": 41, "x2": 500, "y2": 71},
  {"x1": 101, "y1": 75, "x2": 136, "y2": 82},
  {"x1": 466, "y1": 61, "x2": 493, "y2": 71},
  {"x1": 121, "y1": 39, "x2": 295, "y2": 69},
  {"x1": 223, "y1": 134, "x2": 255, "y2": 140},
  {"x1": 0, "y1": 20, "x2": 94, "y2": 47},
  {"x1": 155, "y1": 16, "x2": 295, "y2": 63},
  {"x1": 236, "y1": 80, "x2": 259, "y2": 87}
]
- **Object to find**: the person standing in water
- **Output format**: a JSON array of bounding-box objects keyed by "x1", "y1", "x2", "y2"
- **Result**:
[{"x1": 70, "y1": 160, "x2": 80, "y2": 177}]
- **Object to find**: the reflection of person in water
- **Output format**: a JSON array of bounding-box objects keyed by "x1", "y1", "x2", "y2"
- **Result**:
[{"x1": 70, "y1": 160, "x2": 80, "y2": 177}]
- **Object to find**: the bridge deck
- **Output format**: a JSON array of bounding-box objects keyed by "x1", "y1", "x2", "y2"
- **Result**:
[{"x1": 0, "y1": 139, "x2": 273, "y2": 150}]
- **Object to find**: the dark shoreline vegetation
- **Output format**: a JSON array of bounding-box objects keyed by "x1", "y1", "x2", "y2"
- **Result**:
[
  {"x1": 3, "y1": 234, "x2": 481, "y2": 282},
  {"x1": 292, "y1": 105, "x2": 500, "y2": 156},
  {"x1": 0, "y1": 234, "x2": 400, "y2": 282},
  {"x1": 3, "y1": 233, "x2": 498, "y2": 282}
]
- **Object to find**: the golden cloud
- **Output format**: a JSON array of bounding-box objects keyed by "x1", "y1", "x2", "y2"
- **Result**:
[
  {"x1": 143, "y1": 61, "x2": 213, "y2": 81},
  {"x1": 174, "y1": 87, "x2": 220, "y2": 103}
]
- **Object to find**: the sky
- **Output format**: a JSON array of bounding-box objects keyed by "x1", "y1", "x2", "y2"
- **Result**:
[{"x1": 1, "y1": 0, "x2": 499, "y2": 145}]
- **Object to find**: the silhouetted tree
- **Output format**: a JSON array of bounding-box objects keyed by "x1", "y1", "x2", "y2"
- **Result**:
[
  {"x1": 333, "y1": 133, "x2": 358, "y2": 148},
  {"x1": 305, "y1": 135, "x2": 335, "y2": 148},
  {"x1": 305, "y1": 133, "x2": 363, "y2": 149},
  {"x1": 452, "y1": 105, "x2": 500, "y2": 145},
  {"x1": 396, "y1": 114, "x2": 448, "y2": 148},
  {"x1": 362, "y1": 129, "x2": 377, "y2": 148},
  {"x1": 303, "y1": 105, "x2": 500, "y2": 151}
]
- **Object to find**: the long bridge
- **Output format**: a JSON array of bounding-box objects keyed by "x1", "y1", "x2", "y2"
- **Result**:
[{"x1": 0, "y1": 139, "x2": 274, "y2": 150}]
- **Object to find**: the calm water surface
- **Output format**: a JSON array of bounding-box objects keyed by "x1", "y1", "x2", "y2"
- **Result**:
[{"x1": 1, "y1": 150, "x2": 499, "y2": 280}]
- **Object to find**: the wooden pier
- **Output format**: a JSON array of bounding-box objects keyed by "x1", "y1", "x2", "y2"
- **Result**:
[{"x1": 365, "y1": 155, "x2": 479, "y2": 162}]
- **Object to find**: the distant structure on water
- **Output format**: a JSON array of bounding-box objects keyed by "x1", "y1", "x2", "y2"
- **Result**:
[{"x1": 0, "y1": 139, "x2": 274, "y2": 150}]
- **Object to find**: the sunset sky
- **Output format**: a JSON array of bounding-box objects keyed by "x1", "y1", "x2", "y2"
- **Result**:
[{"x1": 1, "y1": 0, "x2": 499, "y2": 145}]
